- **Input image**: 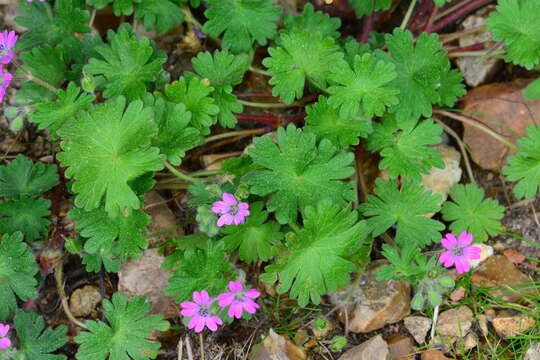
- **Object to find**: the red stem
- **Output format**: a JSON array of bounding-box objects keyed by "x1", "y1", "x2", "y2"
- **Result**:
[
  {"x1": 446, "y1": 42, "x2": 485, "y2": 52},
  {"x1": 235, "y1": 92, "x2": 276, "y2": 98},
  {"x1": 410, "y1": 0, "x2": 433, "y2": 27},
  {"x1": 359, "y1": 14, "x2": 374, "y2": 43},
  {"x1": 429, "y1": 0, "x2": 494, "y2": 33},
  {"x1": 424, "y1": 3, "x2": 437, "y2": 33},
  {"x1": 234, "y1": 113, "x2": 306, "y2": 125}
]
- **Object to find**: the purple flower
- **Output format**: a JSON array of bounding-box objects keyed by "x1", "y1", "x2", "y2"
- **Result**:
[
  {"x1": 0, "y1": 71, "x2": 13, "y2": 103},
  {"x1": 180, "y1": 290, "x2": 223, "y2": 333},
  {"x1": 438, "y1": 232, "x2": 481, "y2": 274},
  {"x1": 211, "y1": 193, "x2": 250, "y2": 227},
  {"x1": 26, "y1": 0, "x2": 46, "y2": 2},
  {"x1": 217, "y1": 281, "x2": 260, "y2": 319},
  {"x1": 0, "y1": 31, "x2": 17, "y2": 65},
  {"x1": 0, "y1": 323, "x2": 11, "y2": 350}
]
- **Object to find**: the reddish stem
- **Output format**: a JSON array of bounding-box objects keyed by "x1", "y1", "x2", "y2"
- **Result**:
[
  {"x1": 234, "y1": 113, "x2": 306, "y2": 125},
  {"x1": 424, "y1": 3, "x2": 437, "y2": 33},
  {"x1": 359, "y1": 14, "x2": 374, "y2": 43},
  {"x1": 429, "y1": 0, "x2": 494, "y2": 33},
  {"x1": 410, "y1": 0, "x2": 432, "y2": 27},
  {"x1": 236, "y1": 92, "x2": 276, "y2": 98},
  {"x1": 446, "y1": 42, "x2": 485, "y2": 52}
]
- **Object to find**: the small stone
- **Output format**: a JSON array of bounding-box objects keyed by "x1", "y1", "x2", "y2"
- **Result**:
[
  {"x1": 462, "y1": 332, "x2": 478, "y2": 351},
  {"x1": 338, "y1": 335, "x2": 390, "y2": 360},
  {"x1": 469, "y1": 244, "x2": 494, "y2": 269},
  {"x1": 421, "y1": 349, "x2": 452, "y2": 360},
  {"x1": 478, "y1": 315, "x2": 489, "y2": 336},
  {"x1": 493, "y1": 314, "x2": 536, "y2": 337},
  {"x1": 387, "y1": 335, "x2": 414, "y2": 359},
  {"x1": 404, "y1": 316, "x2": 432, "y2": 345},
  {"x1": 436, "y1": 306, "x2": 473, "y2": 337},
  {"x1": 461, "y1": 79, "x2": 540, "y2": 171},
  {"x1": 331, "y1": 261, "x2": 411, "y2": 333},
  {"x1": 250, "y1": 329, "x2": 306, "y2": 360},
  {"x1": 118, "y1": 249, "x2": 178, "y2": 319},
  {"x1": 524, "y1": 342, "x2": 540, "y2": 360},
  {"x1": 473, "y1": 255, "x2": 535, "y2": 301},
  {"x1": 449, "y1": 287, "x2": 466, "y2": 302},
  {"x1": 69, "y1": 285, "x2": 102, "y2": 318},
  {"x1": 422, "y1": 144, "x2": 462, "y2": 205}
]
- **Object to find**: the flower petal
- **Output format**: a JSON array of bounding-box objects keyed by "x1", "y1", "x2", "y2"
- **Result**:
[
  {"x1": 222, "y1": 193, "x2": 237, "y2": 206},
  {"x1": 465, "y1": 246, "x2": 482, "y2": 260},
  {"x1": 441, "y1": 234, "x2": 457, "y2": 250},
  {"x1": 194, "y1": 318, "x2": 206, "y2": 333},
  {"x1": 238, "y1": 202, "x2": 249, "y2": 210},
  {"x1": 0, "y1": 337, "x2": 11, "y2": 350},
  {"x1": 244, "y1": 288, "x2": 260, "y2": 299},
  {"x1": 193, "y1": 291, "x2": 202, "y2": 304},
  {"x1": 0, "y1": 324, "x2": 9, "y2": 338},
  {"x1": 217, "y1": 214, "x2": 234, "y2": 227},
  {"x1": 217, "y1": 293, "x2": 234, "y2": 307},
  {"x1": 229, "y1": 281, "x2": 243, "y2": 292},
  {"x1": 457, "y1": 232, "x2": 473, "y2": 246},
  {"x1": 181, "y1": 308, "x2": 197, "y2": 317}
]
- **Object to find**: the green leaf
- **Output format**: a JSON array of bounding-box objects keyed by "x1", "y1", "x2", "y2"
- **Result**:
[
  {"x1": 82, "y1": 252, "x2": 121, "y2": 273},
  {"x1": 14, "y1": 310, "x2": 67, "y2": 360},
  {"x1": 20, "y1": 45, "x2": 67, "y2": 90},
  {"x1": 376, "y1": 29, "x2": 452, "y2": 121},
  {"x1": 0, "y1": 155, "x2": 58, "y2": 200},
  {"x1": 0, "y1": 198, "x2": 51, "y2": 241},
  {"x1": 366, "y1": 116, "x2": 443, "y2": 180},
  {"x1": 69, "y1": 206, "x2": 149, "y2": 263},
  {"x1": 134, "y1": 0, "x2": 184, "y2": 34},
  {"x1": 304, "y1": 96, "x2": 372, "y2": 148},
  {"x1": 434, "y1": 0, "x2": 452, "y2": 5},
  {"x1": 84, "y1": 26, "x2": 166, "y2": 100},
  {"x1": 203, "y1": 0, "x2": 281, "y2": 53},
  {"x1": 263, "y1": 30, "x2": 344, "y2": 104},
  {"x1": 222, "y1": 202, "x2": 283, "y2": 263},
  {"x1": 327, "y1": 53, "x2": 399, "y2": 118},
  {"x1": 86, "y1": 0, "x2": 141, "y2": 15},
  {"x1": 524, "y1": 78, "x2": 540, "y2": 100},
  {"x1": 441, "y1": 184, "x2": 504, "y2": 242},
  {"x1": 243, "y1": 125, "x2": 356, "y2": 224},
  {"x1": 360, "y1": 179, "x2": 444, "y2": 246},
  {"x1": 142, "y1": 93, "x2": 201, "y2": 165},
  {"x1": 15, "y1": 0, "x2": 90, "y2": 50},
  {"x1": 0, "y1": 232, "x2": 38, "y2": 320},
  {"x1": 29, "y1": 82, "x2": 95, "y2": 136},
  {"x1": 165, "y1": 77, "x2": 219, "y2": 135},
  {"x1": 164, "y1": 241, "x2": 232, "y2": 302},
  {"x1": 503, "y1": 124, "x2": 540, "y2": 199},
  {"x1": 283, "y1": 3, "x2": 341, "y2": 39},
  {"x1": 486, "y1": 0, "x2": 540, "y2": 70},
  {"x1": 436, "y1": 67, "x2": 466, "y2": 107},
  {"x1": 348, "y1": 0, "x2": 391, "y2": 17},
  {"x1": 57, "y1": 97, "x2": 163, "y2": 215},
  {"x1": 377, "y1": 244, "x2": 422, "y2": 281},
  {"x1": 75, "y1": 292, "x2": 169, "y2": 360},
  {"x1": 261, "y1": 200, "x2": 368, "y2": 307}
]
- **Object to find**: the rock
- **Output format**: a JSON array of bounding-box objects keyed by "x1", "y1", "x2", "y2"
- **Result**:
[
  {"x1": 478, "y1": 314, "x2": 489, "y2": 336},
  {"x1": 404, "y1": 316, "x2": 432, "y2": 345},
  {"x1": 455, "y1": 6, "x2": 501, "y2": 87},
  {"x1": 331, "y1": 261, "x2": 411, "y2": 333},
  {"x1": 462, "y1": 332, "x2": 478, "y2": 351},
  {"x1": 118, "y1": 249, "x2": 178, "y2": 319},
  {"x1": 461, "y1": 79, "x2": 540, "y2": 171},
  {"x1": 503, "y1": 249, "x2": 526, "y2": 264},
  {"x1": 421, "y1": 349, "x2": 453, "y2": 360},
  {"x1": 143, "y1": 191, "x2": 183, "y2": 247},
  {"x1": 338, "y1": 335, "x2": 390, "y2": 360},
  {"x1": 422, "y1": 144, "x2": 462, "y2": 204},
  {"x1": 469, "y1": 244, "x2": 494, "y2": 269},
  {"x1": 473, "y1": 255, "x2": 535, "y2": 301},
  {"x1": 493, "y1": 314, "x2": 536, "y2": 337},
  {"x1": 69, "y1": 285, "x2": 102, "y2": 318},
  {"x1": 387, "y1": 335, "x2": 414, "y2": 359},
  {"x1": 436, "y1": 306, "x2": 473, "y2": 337},
  {"x1": 449, "y1": 287, "x2": 466, "y2": 302},
  {"x1": 250, "y1": 329, "x2": 306, "y2": 360},
  {"x1": 524, "y1": 342, "x2": 540, "y2": 360}
]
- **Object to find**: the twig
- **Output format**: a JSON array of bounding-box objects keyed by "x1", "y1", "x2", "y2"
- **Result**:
[
  {"x1": 204, "y1": 128, "x2": 267, "y2": 143},
  {"x1": 55, "y1": 260, "x2": 89, "y2": 329},
  {"x1": 198, "y1": 333, "x2": 205, "y2": 360},
  {"x1": 429, "y1": 0, "x2": 495, "y2": 33},
  {"x1": 88, "y1": 9, "x2": 96, "y2": 28},
  {"x1": 433, "y1": 109, "x2": 518, "y2": 150},
  {"x1": 177, "y1": 338, "x2": 183, "y2": 360},
  {"x1": 400, "y1": 0, "x2": 419, "y2": 30},
  {"x1": 238, "y1": 99, "x2": 303, "y2": 109},
  {"x1": 185, "y1": 336, "x2": 194, "y2": 360},
  {"x1": 439, "y1": 25, "x2": 487, "y2": 44},
  {"x1": 430, "y1": 304, "x2": 440, "y2": 342}
]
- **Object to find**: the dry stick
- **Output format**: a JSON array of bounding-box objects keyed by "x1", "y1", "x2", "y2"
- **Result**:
[
  {"x1": 198, "y1": 333, "x2": 205, "y2": 360},
  {"x1": 429, "y1": 0, "x2": 495, "y2": 33},
  {"x1": 204, "y1": 128, "x2": 267, "y2": 144},
  {"x1": 439, "y1": 25, "x2": 487, "y2": 44},
  {"x1": 430, "y1": 304, "x2": 440, "y2": 342},
  {"x1": 433, "y1": 109, "x2": 518, "y2": 150},
  {"x1": 185, "y1": 336, "x2": 194, "y2": 360},
  {"x1": 177, "y1": 338, "x2": 183, "y2": 360},
  {"x1": 400, "y1": 0, "x2": 419, "y2": 30},
  {"x1": 55, "y1": 261, "x2": 89, "y2": 329},
  {"x1": 432, "y1": 117, "x2": 476, "y2": 184}
]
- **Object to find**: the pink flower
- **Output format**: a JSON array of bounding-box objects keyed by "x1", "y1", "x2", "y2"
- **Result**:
[
  {"x1": 0, "y1": 71, "x2": 12, "y2": 103},
  {"x1": 26, "y1": 0, "x2": 46, "y2": 2},
  {"x1": 180, "y1": 290, "x2": 223, "y2": 333},
  {"x1": 0, "y1": 323, "x2": 11, "y2": 350},
  {"x1": 217, "y1": 281, "x2": 260, "y2": 319},
  {"x1": 0, "y1": 30, "x2": 17, "y2": 65},
  {"x1": 211, "y1": 193, "x2": 250, "y2": 227},
  {"x1": 438, "y1": 232, "x2": 482, "y2": 274}
]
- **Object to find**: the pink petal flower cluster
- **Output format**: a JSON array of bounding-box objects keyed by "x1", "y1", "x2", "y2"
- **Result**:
[
  {"x1": 0, "y1": 30, "x2": 17, "y2": 102},
  {"x1": 0, "y1": 323, "x2": 11, "y2": 350},
  {"x1": 180, "y1": 282, "x2": 260, "y2": 333},
  {"x1": 438, "y1": 232, "x2": 481, "y2": 274},
  {"x1": 26, "y1": 0, "x2": 46, "y2": 2},
  {"x1": 211, "y1": 193, "x2": 249, "y2": 227}
]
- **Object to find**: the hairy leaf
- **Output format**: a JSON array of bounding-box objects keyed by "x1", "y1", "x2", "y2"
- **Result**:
[
  {"x1": 283, "y1": 3, "x2": 341, "y2": 39},
  {"x1": 0, "y1": 198, "x2": 51, "y2": 241},
  {"x1": 0, "y1": 155, "x2": 58, "y2": 200}
]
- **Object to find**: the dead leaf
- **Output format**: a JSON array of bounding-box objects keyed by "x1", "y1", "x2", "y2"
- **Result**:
[{"x1": 503, "y1": 249, "x2": 526, "y2": 264}]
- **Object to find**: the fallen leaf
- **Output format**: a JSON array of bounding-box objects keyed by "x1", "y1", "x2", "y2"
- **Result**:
[{"x1": 503, "y1": 249, "x2": 525, "y2": 264}]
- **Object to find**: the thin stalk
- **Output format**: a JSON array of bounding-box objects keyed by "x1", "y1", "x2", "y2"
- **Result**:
[
  {"x1": 446, "y1": 50, "x2": 491, "y2": 58},
  {"x1": 164, "y1": 160, "x2": 199, "y2": 183},
  {"x1": 204, "y1": 128, "x2": 266, "y2": 143},
  {"x1": 434, "y1": 109, "x2": 518, "y2": 150},
  {"x1": 359, "y1": 14, "x2": 374, "y2": 43},
  {"x1": 88, "y1": 9, "x2": 97, "y2": 28},
  {"x1": 430, "y1": 305, "x2": 440, "y2": 342},
  {"x1": 55, "y1": 261, "x2": 89, "y2": 329},
  {"x1": 248, "y1": 66, "x2": 271, "y2": 76},
  {"x1": 400, "y1": 0, "x2": 419, "y2": 30},
  {"x1": 192, "y1": 169, "x2": 225, "y2": 177},
  {"x1": 238, "y1": 99, "x2": 302, "y2": 109},
  {"x1": 429, "y1": 0, "x2": 494, "y2": 33},
  {"x1": 440, "y1": 25, "x2": 487, "y2": 44},
  {"x1": 13, "y1": 62, "x2": 58, "y2": 93},
  {"x1": 199, "y1": 333, "x2": 205, "y2": 360}
]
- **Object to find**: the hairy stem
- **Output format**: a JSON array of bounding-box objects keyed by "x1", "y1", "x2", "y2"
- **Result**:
[
  {"x1": 164, "y1": 160, "x2": 199, "y2": 183},
  {"x1": 248, "y1": 66, "x2": 271, "y2": 76},
  {"x1": 13, "y1": 62, "x2": 58, "y2": 93},
  {"x1": 238, "y1": 99, "x2": 302, "y2": 109}
]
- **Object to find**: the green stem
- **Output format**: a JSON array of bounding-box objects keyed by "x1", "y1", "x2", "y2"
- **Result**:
[
  {"x1": 289, "y1": 222, "x2": 301, "y2": 233},
  {"x1": 13, "y1": 62, "x2": 58, "y2": 93},
  {"x1": 238, "y1": 99, "x2": 300, "y2": 109},
  {"x1": 164, "y1": 160, "x2": 199, "y2": 183},
  {"x1": 192, "y1": 169, "x2": 225, "y2": 177},
  {"x1": 204, "y1": 128, "x2": 266, "y2": 143},
  {"x1": 182, "y1": 5, "x2": 204, "y2": 31},
  {"x1": 248, "y1": 66, "x2": 271, "y2": 76},
  {"x1": 400, "y1": 0, "x2": 418, "y2": 30}
]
